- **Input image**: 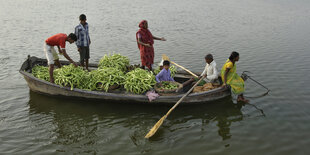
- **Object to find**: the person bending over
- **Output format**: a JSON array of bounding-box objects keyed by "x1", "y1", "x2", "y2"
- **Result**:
[{"x1": 44, "y1": 33, "x2": 78, "y2": 83}]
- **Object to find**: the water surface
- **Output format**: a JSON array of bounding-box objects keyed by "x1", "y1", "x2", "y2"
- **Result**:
[{"x1": 1, "y1": 0, "x2": 310, "y2": 154}]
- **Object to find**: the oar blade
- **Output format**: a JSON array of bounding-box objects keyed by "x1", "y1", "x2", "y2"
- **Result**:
[
  {"x1": 145, "y1": 115, "x2": 167, "y2": 138},
  {"x1": 162, "y1": 54, "x2": 170, "y2": 61}
]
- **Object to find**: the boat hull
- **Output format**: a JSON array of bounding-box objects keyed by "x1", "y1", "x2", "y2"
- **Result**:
[{"x1": 20, "y1": 56, "x2": 231, "y2": 105}]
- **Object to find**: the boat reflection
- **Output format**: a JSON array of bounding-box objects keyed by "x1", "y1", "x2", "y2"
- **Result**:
[
  {"x1": 157, "y1": 96, "x2": 246, "y2": 141},
  {"x1": 28, "y1": 90, "x2": 262, "y2": 149}
]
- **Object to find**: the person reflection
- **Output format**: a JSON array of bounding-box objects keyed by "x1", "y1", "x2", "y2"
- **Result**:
[
  {"x1": 216, "y1": 101, "x2": 244, "y2": 140},
  {"x1": 198, "y1": 99, "x2": 245, "y2": 141}
]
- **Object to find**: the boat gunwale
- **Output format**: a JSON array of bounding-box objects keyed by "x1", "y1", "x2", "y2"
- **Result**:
[{"x1": 20, "y1": 69, "x2": 228, "y2": 99}]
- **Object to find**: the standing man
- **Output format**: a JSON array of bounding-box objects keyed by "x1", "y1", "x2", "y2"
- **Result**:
[
  {"x1": 136, "y1": 20, "x2": 166, "y2": 71},
  {"x1": 75, "y1": 14, "x2": 91, "y2": 71},
  {"x1": 44, "y1": 33, "x2": 78, "y2": 83}
]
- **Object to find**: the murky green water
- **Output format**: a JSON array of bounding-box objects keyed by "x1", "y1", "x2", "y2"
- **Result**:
[{"x1": 1, "y1": 0, "x2": 310, "y2": 154}]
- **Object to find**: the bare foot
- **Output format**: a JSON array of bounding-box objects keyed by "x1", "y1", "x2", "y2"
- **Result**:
[
  {"x1": 238, "y1": 97, "x2": 249, "y2": 103},
  {"x1": 243, "y1": 98, "x2": 249, "y2": 103}
]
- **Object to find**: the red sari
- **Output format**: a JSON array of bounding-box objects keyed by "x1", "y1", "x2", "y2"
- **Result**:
[{"x1": 136, "y1": 20, "x2": 154, "y2": 69}]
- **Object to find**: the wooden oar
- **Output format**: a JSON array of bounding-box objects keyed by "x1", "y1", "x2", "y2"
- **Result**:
[
  {"x1": 162, "y1": 54, "x2": 198, "y2": 78},
  {"x1": 145, "y1": 75, "x2": 205, "y2": 138}
]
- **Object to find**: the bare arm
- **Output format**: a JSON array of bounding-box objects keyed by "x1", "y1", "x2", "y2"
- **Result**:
[
  {"x1": 57, "y1": 46, "x2": 61, "y2": 53},
  {"x1": 223, "y1": 68, "x2": 230, "y2": 85},
  {"x1": 60, "y1": 49, "x2": 78, "y2": 67},
  {"x1": 153, "y1": 35, "x2": 166, "y2": 41},
  {"x1": 137, "y1": 38, "x2": 152, "y2": 47}
]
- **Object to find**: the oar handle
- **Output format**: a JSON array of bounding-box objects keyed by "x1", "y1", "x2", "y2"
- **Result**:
[
  {"x1": 144, "y1": 76, "x2": 206, "y2": 138},
  {"x1": 166, "y1": 75, "x2": 205, "y2": 116},
  {"x1": 170, "y1": 61, "x2": 198, "y2": 78}
]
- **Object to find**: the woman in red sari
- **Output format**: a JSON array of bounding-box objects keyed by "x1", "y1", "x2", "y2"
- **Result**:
[{"x1": 136, "y1": 20, "x2": 166, "y2": 71}]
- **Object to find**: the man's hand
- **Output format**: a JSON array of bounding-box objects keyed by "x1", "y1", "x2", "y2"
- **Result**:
[
  {"x1": 161, "y1": 37, "x2": 166, "y2": 41},
  {"x1": 78, "y1": 48, "x2": 81, "y2": 52},
  {"x1": 145, "y1": 43, "x2": 152, "y2": 47},
  {"x1": 191, "y1": 81, "x2": 197, "y2": 86}
]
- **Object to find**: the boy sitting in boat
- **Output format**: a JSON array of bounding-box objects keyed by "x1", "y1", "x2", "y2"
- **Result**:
[{"x1": 155, "y1": 60, "x2": 175, "y2": 83}]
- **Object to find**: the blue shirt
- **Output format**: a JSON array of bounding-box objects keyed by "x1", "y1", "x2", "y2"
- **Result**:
[
  {"x1": 75, "y1": 23, "x2": 90, "y2": 47},
  {"x1": 156, "y1": 69, "x2": 175, "y2": 83}
]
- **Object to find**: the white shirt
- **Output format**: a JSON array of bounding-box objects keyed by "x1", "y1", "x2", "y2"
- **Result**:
[{"x1": 200, "y1": 61, "x2": 218, "y2": 82}]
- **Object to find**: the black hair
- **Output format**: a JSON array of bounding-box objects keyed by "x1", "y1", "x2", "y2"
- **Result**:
[
  {"x1": 205, "y1": 54, "x2": 213, "y2": 60},
  {"x1": 68, "y1": 33, "x2": 77, "y2": 41},
  {"x1": 79, "y1": 14, "x2": 86, "y2": 21},
  {"x1": 163, "y1": 60, "x2": 170, "y2": 66},
  {"x1": 229, "y1": 51, "x2": 239, "y2": 61}
]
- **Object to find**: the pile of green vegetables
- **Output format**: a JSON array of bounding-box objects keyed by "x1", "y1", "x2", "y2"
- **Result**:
[
  {"x1": 32, "y1": 65, "x2": 126, "y2": 92},
  {"x1": 87, "y1": 67, "x2": 125, "y2": 91},
  {"x1": 98, "y1": 53, "x2": 130, "y2": 71},
  {"x1": 54, "y1": 64, "x2": 88, "y2": 90},
  {"x1": 124, "y1": 68, "x2": 156, "y2": 94},
  {"x1": 32, "y1": 65, "x2": 50, "y2": 81},
  {"x1": 31, "y1": 53, "x2": 160, "y2": 94},
  {"x1": 159, "y1": 81, "x2": 179, "y2": 90}
]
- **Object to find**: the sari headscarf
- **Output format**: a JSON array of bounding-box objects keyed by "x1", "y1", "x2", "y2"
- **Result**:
[
  {"x1": 136, "y1": 20, "x2": 155, "y2": 69},
  {"x1": 136, "y1": 20, "x2": 154, "y2": 48},
  {"x1": 221, "y1": 59, "x2": 245, "y2": 95}
]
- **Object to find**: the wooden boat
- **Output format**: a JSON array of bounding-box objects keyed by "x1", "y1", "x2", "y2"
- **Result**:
[{"x1": 19, "y1": 56, "x2": 231, "y2": 105}]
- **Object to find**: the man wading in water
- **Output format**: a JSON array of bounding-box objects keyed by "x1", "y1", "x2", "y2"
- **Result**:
[{"x1": 44, "y1": 33, "x2": 78, "y2": 83}]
